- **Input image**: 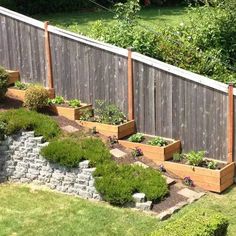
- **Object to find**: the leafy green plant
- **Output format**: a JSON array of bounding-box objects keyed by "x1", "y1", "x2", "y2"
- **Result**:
[
  {"x1": 148, "y1": 137, "x2": 168, "y2": 146},
  {"x1": 207, "y1": 160, "x2": 217, "y2": 170},
  {"x1": 93, "y1": 100, "x2": 127, "y2": 125},
  {"x1": 24, "y1": 85, "x2": 49, "y2": 110},
  {"x1": 128, "y1": 133, "x2": 144, "y2": 143},
  {"x1": 0, "y1": 67, "x2": 9, "y2": 100},
  {"x1": 68, "y1": 99, "x2": 81, "y2": 108},
  {"x1": 79, "y1": 108, "x2": 93, "y2": 121},
  {"x1": 186, "y1": 151, "x2": 205, "y2": 166},
  {"x1": 173, "y1": 153, "x2": 184, "y2": 162},
  {"x1": 14, "y1": 81, "x2": 28, "y2": 90},
  {"x1": 48, "y1": 96, "x2": 64, "y2": 105},
  {"x1": 0, "y1": 108, "x2": 60, "y2": 141}
]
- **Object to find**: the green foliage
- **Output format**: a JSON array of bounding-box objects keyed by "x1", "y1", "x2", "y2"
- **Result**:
[
  {"x1": 0, "y1": 108, "x2": 60, "y2": 141},
  {"x1": 94, "y1": 163, "x2": 168, "y2": 206},
  {"x1": 0, "y1": 67, "x2": 9, "y2": 100},
  {"x1": 207, "y1": 160, "x2": 217, "y2": 169},
  {"x1": 14, "y1": 81, "x2": 28, "y2": 90},
  {"x1": 147, "y1": 137, "x2": 168, "y2": 146},
  {"x1": 24, "y1": 85, "x2": 49, "y2": 110},
  {"x1": 41, "y1": 137, "x2": 111, "y2": 168},
  {"x1": 94, "y1": 100, "x2": 127, "y2": 125},
  {"x1": 48, "y1": 96, "x2": 64, "y2": 105},
  {"x1": 128, "y1": 133, "x2": 144, "y2": 143},
  {"x1": 173, "y1": 153, "x2": 184, "y2": 162},
  {"x1": 68, "y1": 99, "x2": 81, "y2": 108},
  {"x1": 186, "y1": 151, "x2": 205, "y2": 166},
  {"x1": 151, "y1": 209, "x2": 228, "y2": 236},
  {"x1": 79, "y1": 108, "x2": 93, "y2": 121}
]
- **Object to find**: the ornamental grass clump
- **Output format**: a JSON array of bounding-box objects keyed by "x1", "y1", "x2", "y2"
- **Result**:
[{"x1": 24, "y1": 85, "x2": 49, "y2": 110}]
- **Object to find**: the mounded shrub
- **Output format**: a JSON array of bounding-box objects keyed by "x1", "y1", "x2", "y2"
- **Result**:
[
  {"x1": 24, "y1": 85, "x2": 49, "y2": 111},
  {"x1": 151, "y1": 209, "x2": 228, "y2": 236},
  {"x1": 0, "y1": 108, "x2": 60, "y2": 141},
  {"x1": 94, "y1": 163, "x2": 168, "y2": 206},
  {"x1": 40, "y1": 137, "x2": 112, "y2": 168},
  {"x1": 0, "y1": 67, "x2": 9, "y2": 100}
]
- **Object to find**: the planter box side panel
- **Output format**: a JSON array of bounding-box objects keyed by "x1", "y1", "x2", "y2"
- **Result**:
[
  {"x1": 7, "y1": 70, "x2": 20, "y2": 85},
  {"x1": 6, "y1": 88, "x2": 25, "y2": 101}
]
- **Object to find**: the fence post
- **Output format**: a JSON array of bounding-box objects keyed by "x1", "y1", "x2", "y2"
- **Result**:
[
  {"x1": 227, "y1": 83, "x2": 234, "y2": 163},
  {"x1": 127, "y1": 48, "x2": 134, "y2": 121},
  {"x1": 44, "y1": 21, "x2": 55, "y2": 97}
]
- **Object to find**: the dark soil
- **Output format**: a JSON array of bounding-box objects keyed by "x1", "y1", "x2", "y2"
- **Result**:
[{"x1": 0, "y1": 97, "x2": 23, "y2": 111}]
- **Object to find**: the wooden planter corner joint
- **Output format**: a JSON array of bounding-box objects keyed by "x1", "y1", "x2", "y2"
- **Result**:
[
  {"x1": 119, "y1": 135, "x2": 181, "y2": 161},
  {"x1": 49, "y1": 103, "x2": 92, "y2": 120},
  {"x1": 7, "y1": 70, "x2": 20, "y2": 85},
  {"x1": 163, "y1": 161, "x2": 235, "y2": 193},
  {"x1": 77, "y1": 120, "x2": 136, "y2": 139}
]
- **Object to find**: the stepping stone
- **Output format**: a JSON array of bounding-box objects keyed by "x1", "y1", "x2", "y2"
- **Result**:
[
  {"x1": 163, "y1": 175, "x2": 175, "y2": 185},
  {"x1": 177, "y1": 188, "x2": 205, "y2": 200},
  {"x1": 132, "y1": 161, "x2": 149, "y2": 169},
  {"x1": 110, "y1": 148, "x2": 127, "y2": 158},
  {"x1": 61, "y1": 125, "x2": 79, "y2": 133},
  {"x1": 133, "y1": 193, "x2": 145, "y2": 203}
]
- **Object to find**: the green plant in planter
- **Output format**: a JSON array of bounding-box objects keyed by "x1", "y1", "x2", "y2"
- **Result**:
[
  {"x1": 128, "y1": 133, "x2": 144, "y2": 143},
  {"x1": 68, "y1": 99, "x2": 81, "y2": 108},
  {"x1": 148, "y1": 137, "x2": 168, "y2": 146},
  {"x1": 0, "y1": 121, "x2": 6, "y2": 140},
  {"x1": 48, "y1": 96, "x2": 64, "y2": 105},
  {"x1": 208, "y1": 160, "x2": 217, "y2": 169},
  {"x1": 173, "y1": 153, "x2": 184, "y2": 162},
  {"x1": 79, "y1": 108, "x2": 93, "y2": 121},
  {"x1": 186, "y1": 151, "x2": 205, "y2": 166},
  {"x1": 15, "y1": 81, "x2": 29, "y2": 90},
  {"x1": 94, "y1": 100, "x2": 127, "y2": 125},
  {"x1": 0, "y1": 67, "x2": 9, "y2": 100}
]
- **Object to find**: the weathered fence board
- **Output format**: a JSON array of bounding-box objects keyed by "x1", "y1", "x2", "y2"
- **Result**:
[{"x1": 0, "y1": 7, "x2": 233, "y2": 162}]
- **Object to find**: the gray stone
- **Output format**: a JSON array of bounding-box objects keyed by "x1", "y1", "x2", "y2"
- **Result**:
[
  {"x1": 135, "y1": 201, "x2": 152, "y2": 211},
  {"x1": 61, "y1": 125, "x2": 79, "y2": 133},
  {"x1": 28, "y1": 168, "x2": 40, "y2": 176},
  {"x1": 93, "y1": 193, "x2": 102, "y2": 201},
  {"x1": 0, "y1": 145, "x2": 8, "y2": 151},
  {"x1": 110, "y1": 148, "x2": 127, "y2": 158},
  {"x1": 82, "y1": 168, "x2": 96, "y2": 175},
  {"x1": 163, "y1": 175, "x2": 175, "y2": 185},
  {"x1": 89, "y1": 179, "x2": 95, "y2": 187},
  {"x1": 79, "y1": 190, "x2": 92, "y2": 199},
  {"x1": 158, "y1": 211, "x2": 172, "y2": 221},
  {"x1": 132, "y1": 193, "x2": 146, "y2": 203},
  {"x1": 87, "y1": 186, "x2": 97, "y2": 194},
  {"x1": 26, "y1": 173, "x2": 38, "y2": 180},
  {"x1": 178, "y1": 188, "x2": 205, "y2": 200},
  {"x1": 77, "y1": 174, "x2": 90, "y2": 181},
  {"x1": 79, "y1": 160, "x2": 90, "y2": 169},
  {"x1": 74, "y1": 183, "x2": 87, "y2": 191}
]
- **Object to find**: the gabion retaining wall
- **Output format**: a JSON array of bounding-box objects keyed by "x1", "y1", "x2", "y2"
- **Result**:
[{"x1": 0, "y1": 131, "x2": 101, "y2": 200}]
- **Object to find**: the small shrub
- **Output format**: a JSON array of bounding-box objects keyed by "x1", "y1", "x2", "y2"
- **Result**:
[
  {"x1": 15, "y1": 81, "x2": 28, "y2": 90},
  {"x1": 132, "y1": 147, "x2": 143, "y2": 157},
  {"x1": 0, "y1": 108, "x2": 60, "y2": 141},
  {"x1": 94, "y1": 163, "x2": 168, "y2": 206},
  {"x1": 128, "y1": 133, "x2": 144, "y2": 143},
  {"x1": 0, "y1": 67, "x2": 9, "y2": 100},
  {"x1": 40, "y1": 138, "x2": 84, "y2": 168},
  {"x1": 68, "y1": 99, "x2": 81, "y2": 108},
  {"x1": 24, "y1": 85, "x2": 49, "y2": 110},
  {"x1": 147, "y1": 137, "x2": 168, "y2": 146},
  {"x1": 151, "y1": 209, "x2": 228, "y2": 236},
  {"x1": 48, "y1": 96, "x2": 64, "y2": 105},
  {"x1": 186, "y1": 151, "x2": 205, "y2": 166}
]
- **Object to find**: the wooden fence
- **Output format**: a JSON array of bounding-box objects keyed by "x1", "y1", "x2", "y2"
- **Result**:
[{"x1": 0, "y1": 6, "x2": 235, "y2": 162}]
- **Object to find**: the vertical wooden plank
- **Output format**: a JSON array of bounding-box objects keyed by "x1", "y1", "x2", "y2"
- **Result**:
[
  {"x1": 128, "y1": 48, "x2": 134, "y2": 120},
  {"x1": 228, "y1": 83, "x2": 234, "y2": 163}
]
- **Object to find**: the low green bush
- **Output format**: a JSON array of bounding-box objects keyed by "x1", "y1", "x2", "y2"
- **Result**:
[
  {"x1": 151, "y1": 209, "x2": 228, "y2": 236},
  {"x1": 94, "y1": 163, "x2": 168, "y2": 206},
  {"x1": 24, "y1": 85, "x2": 49, "y2": 110},
  {"x1": 0, "y1": 108, "x2": 60, "y2": 141},
  {"x1": 128, "y1": 133, "x2": 144, "y2": 143},
  {"x1": 40, "y1": 137, "x2": 112, "y2": 168},
  {"x1": 0, "y1": 67, "x2": 9, "y2": 100}
]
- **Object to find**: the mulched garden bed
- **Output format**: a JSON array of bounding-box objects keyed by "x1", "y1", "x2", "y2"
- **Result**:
[{"x1": 0, "y1": 97, "x2": 23, "y2": 111}]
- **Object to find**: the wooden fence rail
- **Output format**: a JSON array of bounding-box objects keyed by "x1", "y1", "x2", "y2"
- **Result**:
[{"x1": 0, "y1": 6, "x2": 234, "y2": 162}]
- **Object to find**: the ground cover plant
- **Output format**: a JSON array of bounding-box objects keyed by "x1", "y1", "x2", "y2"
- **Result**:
[
  {"x1": 0, "y1": 66, "x2": 9, "y2": 100},
  {"x1": 0, "y1": 108, "x2": 60, "y2": 141},
  {"x1": 48, "y1": 96, "x2": 81, "y2": 108}
]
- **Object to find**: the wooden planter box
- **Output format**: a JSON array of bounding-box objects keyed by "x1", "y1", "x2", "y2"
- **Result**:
[
  {"x1": 119, "y1": 135, "x2": 181, "y2": 161},
  {"x1": 6, "y1": 87, "x2": 55, "y2": 102},
  {"x1": 77, "y1": 120, "x2": 135, "y2": 139},
  {"x1": 49, "y1": 103, "x2": 92, "y2": 120},
  {"x1": 163, "y1": 161, "x2": 235, "y2": 193},
  {"x1": 6, "y1": 70, "x2": 20, "y2": 85}
]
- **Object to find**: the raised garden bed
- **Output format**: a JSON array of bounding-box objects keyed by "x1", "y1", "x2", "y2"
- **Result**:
[
  {"x1": 6, "y1": 70, "x2": 20, "y2": 85},
  {"x1": 119, "y1": 133, "x2": 181, "y2": 161},
  {"x1": 49, "y1": 103, "x2": 92, "y2": 120},
  {"x1": 77, "y1": 120, "x2": 135, "y2": 139},
  {"x1": 162, "y1": 154, "x2": 235, "y2": 193}
]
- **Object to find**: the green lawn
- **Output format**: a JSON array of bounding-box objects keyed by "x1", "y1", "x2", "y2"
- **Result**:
[
  {"x1": 0, "y1": 184, "x2": 236, "y2": 235},
  {"x1": 35, "y1": 6, "x2": 193, "y2": 34}
]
